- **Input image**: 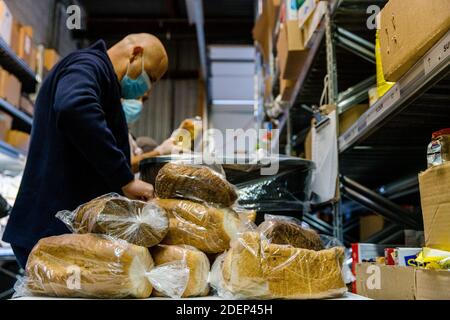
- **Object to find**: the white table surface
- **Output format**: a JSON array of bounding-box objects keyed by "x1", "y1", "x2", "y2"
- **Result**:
[{"x1": 13, "y1": 292, "x2": 370, "y2": 300}]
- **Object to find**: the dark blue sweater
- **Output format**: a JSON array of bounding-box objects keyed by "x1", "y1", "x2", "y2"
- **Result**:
[{"x1": 3, "y1": 40, "x2": 134, "y2": 250}]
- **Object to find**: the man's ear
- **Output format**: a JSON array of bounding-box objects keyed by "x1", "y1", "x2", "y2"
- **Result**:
[{"x1": 130, "y1": 46, "x2": 144, "y2": 63}]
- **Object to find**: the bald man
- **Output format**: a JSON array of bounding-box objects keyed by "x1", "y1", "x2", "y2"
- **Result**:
[{"x1": 3, "y1": 34, "x2": 168, "y2": 268}]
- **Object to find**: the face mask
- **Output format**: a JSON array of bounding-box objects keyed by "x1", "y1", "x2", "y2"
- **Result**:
[
  {"x1": 120, "y1": 53, "x2": 152, "y2": 99},
  {"x1": 122, "y1": 99, "x2": 143, "y2": 124}
]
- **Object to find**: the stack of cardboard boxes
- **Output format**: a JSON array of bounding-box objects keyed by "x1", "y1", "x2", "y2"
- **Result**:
[{"x1": 252, "y1": 1, "x2": 329, "y2": 102}]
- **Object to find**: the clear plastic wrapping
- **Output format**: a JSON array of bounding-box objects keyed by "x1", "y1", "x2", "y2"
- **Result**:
[
  {"x1": 155, "y1": 162, "x2": 238, "y2": 207},
  {"x1": 154, "y1": 198, "x2": 246, "y2": 254},
  {"x1": 14, "y1": 234, "x2": 189, "y2": 299},
  {"x1": 151, "y1": 244, "x2": 210, "y2": 297},
  {"x1": 56, "y1": 193, "x2": 169, "y2": 248},
  {"x1": 258, "y1": 215, "x2": 324, "y2": 251},
  {"x1": 210, "y1": 229, "x2": 347, "y2": 299}
]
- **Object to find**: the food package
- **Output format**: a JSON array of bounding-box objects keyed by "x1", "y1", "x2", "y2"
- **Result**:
[
  {"x1": 151, "y1": 245, "x2": 210, "y2": 297},
  {"x1": 56, "y1": 193, "x2": 169, "y2": 248},
  {"x1": 415, "y1": 247, "x2": 450, "y2": 270},
  {"x1": 258, "y1": 215, "x2": 324, "y2": 250},
  {"x1": 210, "y1": 231, "x2": 347, "y2": 299},
  {"x1": 14, "y1": 234, "x2": 189, "y2": 299},
  {"x1": 154, "y1": 198, "x2": 243, "y2": 254},
  {"x1": 155, "y1": 163, "x2": 238, "y2": 206}
]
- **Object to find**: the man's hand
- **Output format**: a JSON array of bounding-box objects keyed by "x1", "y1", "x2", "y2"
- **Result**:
[
  {"x1": 154, "y1": 137, "x2": 190, "y2": 155},
  {"x1": 122, "y1": 179, "x2": 154, "y2": 201}
]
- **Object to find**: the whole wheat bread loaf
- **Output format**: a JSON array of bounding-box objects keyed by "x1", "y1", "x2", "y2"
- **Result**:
[
  {"x1": 155, "y1": 163, "x2": 238, "y2": 206},
  {"x1": 57, "y1": 194, "x2": 169, "y2": 248},
  {"x1": 258, "y1": 218, "x2": 324, "y2": 250}
]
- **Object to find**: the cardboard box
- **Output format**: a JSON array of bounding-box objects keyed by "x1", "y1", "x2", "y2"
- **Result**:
[
  {"x1": 298, "y1": 0, "x2": 318, "y2": 29},
  {"x1": 415, "y1": 269, "x2": 450, "y2": 300},
  {"x1": 395, "y1": 248, "x2": 421, "y2": 267},
  {"x1": 4, "y1": 72, "x2": 21, "y2": 106},
  {"x1": 356, "y1": 263, "x2": 416, "y2": 300},
  {"x1": 0, "y1": 110, "x2": 12, "y2": 141},
  {"x1": 280, "y1": 77, "x2": 295, "y2": 101},
  {"x1": 18, "y1": 25, "x2": 33, "y2": 67},
  {"x1": 267, "y1": 0, "x2": 281, "y2": 34},
  {"x1": 0, "y1": 0, "x2": 12, "y2": 46},
  {"x1": 10, "y1": 18, "x2": 21, "y2": 55},
  {"x1": 0, "y1": 68, "x2": 21, "y2": 106},
  {"x1": 252, "y1": 9, "x2": 270, "y2": 64},
  {"x1": 19, "y1": 95, "x2": 33, "y2": 115},
  {"x1": 302, "y1": 0, "x2": 327, "y2": 48},
  {"x1": 359, "y1": 214, "x2": 384, "y2": 241},
  {"x1": 419, "y1": 162, "x2": 450, "y2": 251},
  {"x1": 44, "y1": 48, "x2": 60, "y2": 71},
  {"x1": 379, "y1": 0, "x2": 450, "y2": 82},
  {"x1": 357, "y1": 263, "x2": 450, "y2": 300},
  {"x1": 339, "y1": 104, "x2": 369, "y2": 135},
  {"x1": 277, "y1": 22, "x2": 308, "y2": 80},
  {"x1": 6, "y1": 130, "x2": 30, "y2": 153}
]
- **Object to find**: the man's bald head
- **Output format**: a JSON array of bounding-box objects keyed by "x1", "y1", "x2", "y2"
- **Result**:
[{"x1": 108, "y1": 33, "x2": 168, "y2": 83}]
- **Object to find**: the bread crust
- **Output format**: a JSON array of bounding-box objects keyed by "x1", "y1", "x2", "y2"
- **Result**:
[
  {"x1": 155, "y1": 163, "x2": 238, "y2": 206},
  {"x1": 154, "y1": 198, "x2": 241, "y2": 253},
  {"x1": 25, "y1": 234, "x2": 154, "y2": 298},
  {"x1": 151, "y1": 245, "x2": 210, "y2": 297},
  {"x1": 59, "y1": 194, "x2": 169, "y2": 248},
  {"x1": 221, "y1": 232, "x2": 346, "y2": 299}
]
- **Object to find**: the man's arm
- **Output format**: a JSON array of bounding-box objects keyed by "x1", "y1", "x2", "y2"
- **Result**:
[{"x1": 53, "y1": 57, "x2": 152, "y2": 199}]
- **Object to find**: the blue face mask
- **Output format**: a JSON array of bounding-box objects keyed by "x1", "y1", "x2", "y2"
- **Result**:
[
  {"x1": 120, "y1": 55, "x2": 152, "y2": 99},
  {"x1": 122, "y1": 99, "x2": 143, "y2": 124}
]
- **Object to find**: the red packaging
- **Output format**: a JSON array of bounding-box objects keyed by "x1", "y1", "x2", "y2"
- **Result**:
[{"x1": 384, "y1": 248, "x2": 396, "y2": 265}]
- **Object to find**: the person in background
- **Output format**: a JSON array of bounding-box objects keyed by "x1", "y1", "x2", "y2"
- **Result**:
[
  {"x1": 121, "y1": 96, "x2": 187, "y2": 173},
  {"x1": 3, "y1": 33, "x2": 168, "y2": 268}
]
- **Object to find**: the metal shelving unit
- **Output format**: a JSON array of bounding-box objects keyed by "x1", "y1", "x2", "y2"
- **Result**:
[
  {"x1": 339, "y1": 29, "x2": 450, "y2": 152},
  {"x1": 0, "y1": 98, "x2": 32, "y2": 133},
  {"x1": 0, "y1": 38, "x2": 38, "y2": 94}
]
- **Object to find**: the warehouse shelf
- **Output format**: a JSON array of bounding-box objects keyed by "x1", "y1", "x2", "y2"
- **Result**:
[
  {"x1": 0, "y1": 37, "x2": 38, "y2": 93},
  {"x1": 287, "y1": 0, "x2": 339, "y2": 108},
  {"x1": 339, "y1": 30, "x2": 450, "y2": 153},
  {"x1": 0, "y1": 140, "x2": 22, "y2": 159},
  {"x1": 0, "y1": 98, "x2": 32, "y2": 133}
]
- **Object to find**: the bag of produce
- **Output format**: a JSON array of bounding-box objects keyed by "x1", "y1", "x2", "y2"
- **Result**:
[
  {"x1": 210, "y1": 229, "x2": 347, "y2": 299},
  {"x1": 56, "y1": 193, "x2": 169, "y2": 248},
  {"x1": 154, "y1": 198, "x2": 245, "y2": 254},
  {"x1": 155, "y1": 163, "x2": 238, "y2": 206},
  {"x1": 151, "y1": 244, "x2": 210, "y2": 297},
  {"x1": 14, "y1": 234, "x2": 189, "y2": 299}
]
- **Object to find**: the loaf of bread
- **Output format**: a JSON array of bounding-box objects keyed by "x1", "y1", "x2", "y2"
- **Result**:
[
  {"x1": 151, "y1": 245, "x2": 210, "y2": 297},
  {"x1": 56, "y1": 193, "x2": 169, "y2": 248},
  {"x1": 216, "y1": 231, "x2": 346, "y2": 299},
  {"x1": 23, "y1": 234, "x2": 154, "y2": 298},
  {"x1": 155, "y1": 163, "x2": 238, "y2": 206},
  {"x1": 258, "y1": 218, "x2": 323, "y2": 250},
  {"x1": 154, "y1": 198, "x2": 242, "y2": 253}
]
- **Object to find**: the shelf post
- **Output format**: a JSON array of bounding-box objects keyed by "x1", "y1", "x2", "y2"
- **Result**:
[{"x1": 325, "y1": 4, "x2": 343, "y2": 243}]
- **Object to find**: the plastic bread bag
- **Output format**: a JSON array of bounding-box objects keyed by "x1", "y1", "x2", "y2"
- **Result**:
[
  {"x1": 257, "y1": 214, "x2": 324, "y2": 250},
  {"x1": 153, "y1": 198, "x2": 248, "y2": 254},
  {"x1": 13, "y1": 234, "x2": 189, "y2": 299},
  {"x1": 155, "y1": 162, "x2": 239, "y2": 207},
  {"x1": 209, "y1": 230, "x2": 347, "y2": 300},
  {"x1": 151, "y1": 244, "x2": 210, "y2": 297},
  {"x1": 56, "y1": 193, "x2": 169, "y2": 248}
]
